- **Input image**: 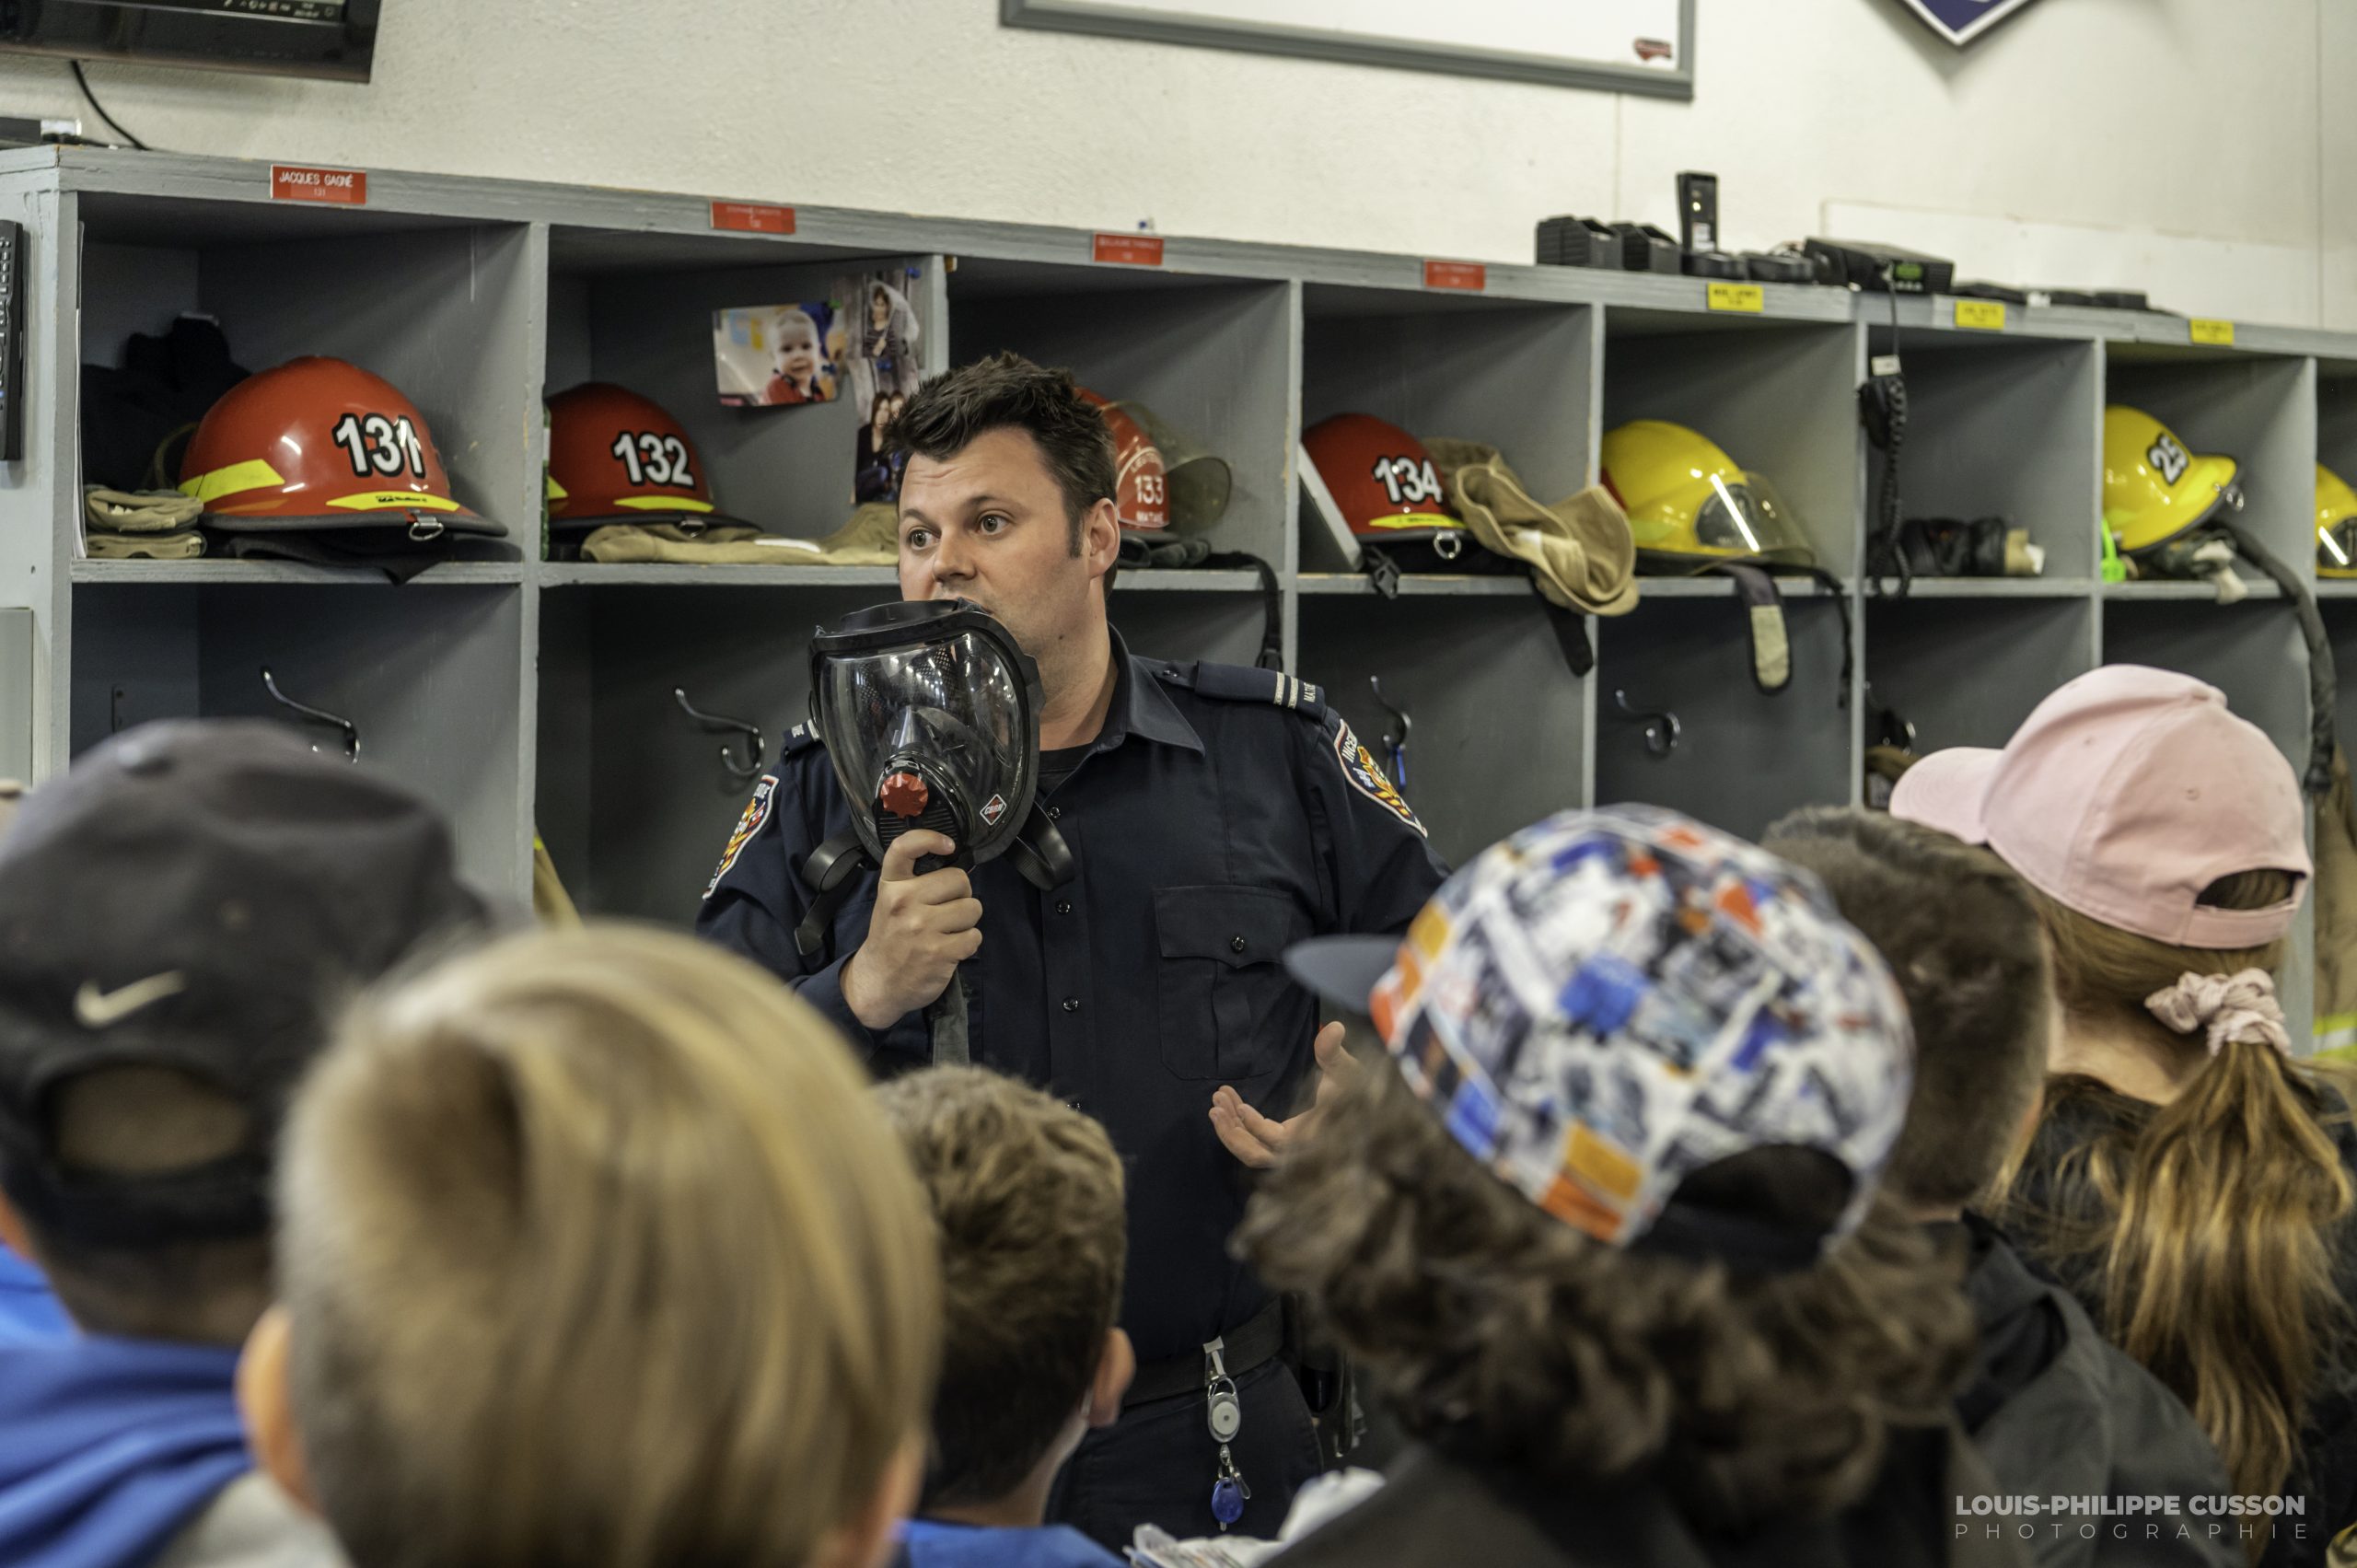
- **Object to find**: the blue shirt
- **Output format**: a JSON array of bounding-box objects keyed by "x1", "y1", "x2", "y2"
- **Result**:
[
  {"x1": 0, "y1": 1244, "x2": 69, "y2": 1340},
  {"x1": 0, "y1": 1331, "x2": 249, "y2": 1568},
  {"x1": 699, "y1": 632, "x2": 1448, "y2": 1360},
  {"x1": 900, "y1": 1518, "x2": 1123, "y2": 1568}
]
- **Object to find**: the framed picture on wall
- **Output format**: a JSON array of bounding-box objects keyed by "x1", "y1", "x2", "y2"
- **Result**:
[{"x1": 1000, "y1": 0, "x2": 1694, "y2": 98}]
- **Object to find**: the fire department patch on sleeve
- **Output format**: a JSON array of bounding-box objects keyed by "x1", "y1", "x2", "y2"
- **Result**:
[
  {"x1": 1332, "y1": 720, "x2": 1424, "y2": 838},
  {"x1": 702, "y1": 773, "x2": 779, "y2": 900}
]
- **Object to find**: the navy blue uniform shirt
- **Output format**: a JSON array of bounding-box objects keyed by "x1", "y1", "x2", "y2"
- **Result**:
[{"x1": 698, "y1": 629, "x2": 1449, "y2": 1362}]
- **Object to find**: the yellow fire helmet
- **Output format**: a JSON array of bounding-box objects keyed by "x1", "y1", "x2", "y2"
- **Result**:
[
  {"x1": 1599, "y1": 419, "x2": 1815, "y2": 572},
  {"x1": 2102, "y1": 405, "x2": 2241, "y2": 555},
  {"x1": 2319, "y1": 463, "x2": 2357, "y2": 579}
]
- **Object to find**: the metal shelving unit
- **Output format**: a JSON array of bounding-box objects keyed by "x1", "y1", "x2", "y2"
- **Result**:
[{"x1": 6, "y1": 145, "x2": 2351, "y2": 1032}]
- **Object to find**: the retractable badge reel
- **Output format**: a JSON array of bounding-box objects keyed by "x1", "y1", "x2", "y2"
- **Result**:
[{"x1": 1204, "y1": 1337, "x2": 1249, "y2": 1528}]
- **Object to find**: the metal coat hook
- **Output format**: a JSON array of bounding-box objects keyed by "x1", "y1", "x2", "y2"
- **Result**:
[
  {"x1": 674, "y1": 688, "x2": 765, "y2": 783},
  {"x1": 260, "y1": 668, "x2": 360, "y2": 762},
  {"x1": 1864, "y1": 683, "x2": 1918, "y2": 753},
  {"x1": 1369, "y1": 676, "x2": 1411, "y2": 791},
  {"x1": 1613, "y1": 688, "x2": 1681, "y2": 759}
]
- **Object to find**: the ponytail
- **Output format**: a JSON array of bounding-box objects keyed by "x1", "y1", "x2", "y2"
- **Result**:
[
  {"x1": 2005, "y1": 877, "x2": 2354, "y2": 1520},
  {"x1": 2095, "y1": 1033, "x2": 2348, "y2": 1497}
]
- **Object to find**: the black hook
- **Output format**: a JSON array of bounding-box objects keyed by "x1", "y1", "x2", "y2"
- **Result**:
[
  {"x1": 674, "y1": 688, "x2": 765, "y2": 783},
  {"x1": 1612, "y1": 688, "x2": 1680, "y2": 759},
  {"x1": 1369, "y1": 676, "x2": 1411, "y2": 791},
  {"x1": 1864, "y1": 683, "x2": 1918, "y2": 752},
  {"x1": 260, "y1": 668, "x2": 359, "y2": 762}
]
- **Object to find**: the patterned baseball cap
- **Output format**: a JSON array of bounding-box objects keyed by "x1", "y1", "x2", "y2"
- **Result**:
[{"x1": 1286, "y1": 807, "x2": 1914, "y2": 1266}]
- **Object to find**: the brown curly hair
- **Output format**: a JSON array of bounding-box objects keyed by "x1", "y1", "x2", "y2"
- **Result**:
[{"x1": 1237, "y1": 1048, "x2": 1975, "y2": 1532}]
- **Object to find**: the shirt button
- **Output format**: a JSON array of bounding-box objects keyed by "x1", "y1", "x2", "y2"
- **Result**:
[
  {"x1": 1230, "y1": 935, "x2": 1247, "y2": 953},
  {"x1": 1062, "y1": 997, "x2": 1081, "y2": 1014},
  {"x1": 1047, "y1": 805, "x2": 1062, "y2": 820},
  {"x1": 1056, "y1": 899, "x2": 1074, "y2": 915}
]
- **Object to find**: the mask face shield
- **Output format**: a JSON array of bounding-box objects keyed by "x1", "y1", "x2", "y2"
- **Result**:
[
  {"x1": 812, "y1": 601, "x2": 1041, "y2": 869},
  {"x1": 1631, "y1": 469, "x2": 1817, "y2": 573},
  {"x1": 2322, "y1": 517, "x2": 2357, "y2": 578}
]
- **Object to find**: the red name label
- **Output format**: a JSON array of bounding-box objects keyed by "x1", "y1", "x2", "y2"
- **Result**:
[
  {"x1": 270, "y1": 164, "x2": 366, "y2": 205},
  {"x1": 1423, "y1": 260, "x2": 1486, "y2": 291},
  {"x1": 1094, "y1": 232, "x2": 1165, "y2": 266},
  {"x1": 710, "y1": 201, "x2": 795, "y2": 235}
]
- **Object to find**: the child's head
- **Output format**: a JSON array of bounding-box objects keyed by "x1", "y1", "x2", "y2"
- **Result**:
[
  {"x1": 1252, "y1": 807, "x2": 1973, "y2": 1532},
  {"x1": 242, "y1": 925, "x2": 939, "y2": 1568},
  {"x1": 1889, "y1": 664, "x2": 2308, "y2": 1000},
  {"x1": 873, "y1": 1066, "x2": 1131, "y2": 1514},
  {"x1": 1762, "y1": 807, "x2": 2054, "y2": 1216},
  {"x1": 1894, "y1": 666, "x2": 2346, "y2": 1504},
  {"x1": 774, "y1": 308, "x2": 823, "y2": 385},
  {"x1": 0, "y1": 720, "x2": 487, "y2": 1346}
]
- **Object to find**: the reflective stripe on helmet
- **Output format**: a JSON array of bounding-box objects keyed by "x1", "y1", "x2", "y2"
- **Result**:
[{"x1": 179, "y1": 459, "x2": 287, "y2": 504}]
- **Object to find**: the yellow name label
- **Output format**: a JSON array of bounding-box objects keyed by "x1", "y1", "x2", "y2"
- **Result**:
[
  {"x1": 2190, "y1": 318, "x2": 2235, "y2": 346},
  {"x1": 614, "y1": 494, "x2": 714, "y2": 512},
  {"x1": 325, "y1": 491, "x2": 464, "y2": 512},
  {"x1": 1954, "y1": 299, "x2": 2007, "y2": 331},
  {"x1": 1705, "y1": 282, "x2": 1764, "y2": 313}
]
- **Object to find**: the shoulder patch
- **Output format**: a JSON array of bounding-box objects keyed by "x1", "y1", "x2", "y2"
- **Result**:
[
  {"x1": 1181, "y1": 661, "x2": 1326, "y2": 718},
  {"x1": 702, "y1": 773, "x2": 780, "y2": 900},
  {"x1": 1332, "y1": 719, "x2": 1425, "y2": 837}
]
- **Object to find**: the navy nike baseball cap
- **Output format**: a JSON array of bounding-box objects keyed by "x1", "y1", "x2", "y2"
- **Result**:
[{"x1": 0, "y1": 720, "x2": 493, "y2": 1248}]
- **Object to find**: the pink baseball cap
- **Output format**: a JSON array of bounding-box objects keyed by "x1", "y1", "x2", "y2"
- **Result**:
[{"x1": 1889, "y1": 666, "x2": 2309, "y2": 948}]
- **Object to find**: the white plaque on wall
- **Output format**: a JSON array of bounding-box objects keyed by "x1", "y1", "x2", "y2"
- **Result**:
[{"x1": 1002, "y1": 0, "x2": 1693, "y2": 98}]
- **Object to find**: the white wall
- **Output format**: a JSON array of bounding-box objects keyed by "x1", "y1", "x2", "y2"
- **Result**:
[{"x1": 0, "y1": 0, "x2": 2347, "y2": 326}]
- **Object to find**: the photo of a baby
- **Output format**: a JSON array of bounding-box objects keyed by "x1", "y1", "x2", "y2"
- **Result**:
[{"x1": 713, "y1": 302, "x2": 842, "y2": 407}]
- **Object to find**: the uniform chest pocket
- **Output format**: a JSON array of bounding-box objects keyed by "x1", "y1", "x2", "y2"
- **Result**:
[{"x1": 1154, "y1": 885, "x2": 1311, "y2": 1082}]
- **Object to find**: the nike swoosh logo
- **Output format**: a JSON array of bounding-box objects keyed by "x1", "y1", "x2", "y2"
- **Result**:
[{"x1": 73, "y1": 971, "x2": 188, "y2": 1029}]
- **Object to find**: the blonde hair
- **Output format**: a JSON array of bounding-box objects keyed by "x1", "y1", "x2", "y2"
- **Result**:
[
  {"x1": 276, "y1": 925, "x2": 940, "y2": 1568},
  {"x1": 2003, "y1": 874, "x2": 2353, "y2": 1515},
  {"x1": 874, "y1": 1067, "x2": 1126, "y2": 1509},
  {"x1": 773, "y1": 307, "x2": 821, "y2": 352}
]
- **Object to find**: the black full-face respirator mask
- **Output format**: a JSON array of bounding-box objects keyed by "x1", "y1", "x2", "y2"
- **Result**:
[{"x1": 792, "y1": 601, "x2": 1075, "y2": 1056}]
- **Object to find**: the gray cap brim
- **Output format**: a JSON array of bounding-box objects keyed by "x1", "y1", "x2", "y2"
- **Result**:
[{"x1": 1283, "y1": 935, "x2": 1399, "y2": 1018}]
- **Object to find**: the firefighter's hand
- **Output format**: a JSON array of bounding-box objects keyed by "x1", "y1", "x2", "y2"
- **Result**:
[
  {"x1": 842, "y1": 831, "x2": 982, "y2": 1029},
  {"x1": 1210, "y1": 1022, "x2": 1360, "y2": 1168}
]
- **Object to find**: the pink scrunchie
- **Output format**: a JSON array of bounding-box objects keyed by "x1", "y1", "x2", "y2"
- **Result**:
[{"x1": 2144, "y1": 969, "x2": 2292, "y2": 1058}]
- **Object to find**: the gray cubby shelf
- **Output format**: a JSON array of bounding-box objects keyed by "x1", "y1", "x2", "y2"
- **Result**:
[
  {"x1": 1640, "y1": 575, "x2": 1844, "y2": 598},
  {"x1": 2106, "y1": 580, "x2": 2286, "y2": 601},
  {"x1": 70, "y1": 560, "x2": 528, "y2": 585},
  {"x1": 1870, "y1": 578, "x2": 2098, "y2": 598},
  {"x1": 540, "y1": 563, "x2": 900, "y2": 588},
  {"x1": 0, "y1": 146, "x2": 2346, "y2": 1038},
  {"x1": 1881, "y1": 323, "x2": 2101, "y2": 580},
  {"x1": 1594, "y1": 593, "x2": 1857, "y2": 842},
  {"x1": 1296, "y1": 592, "x2": 1591, "y2": 869},
  {"x1": 1866, "y1": 597, "x2": 2098, "y2": 756},
  {"x1": 1296, "y1": 574, "x2": 1533, "y2": 597},
  {"x1": 535, "y1": 564, "x2": 1273, "y2": 592}
]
